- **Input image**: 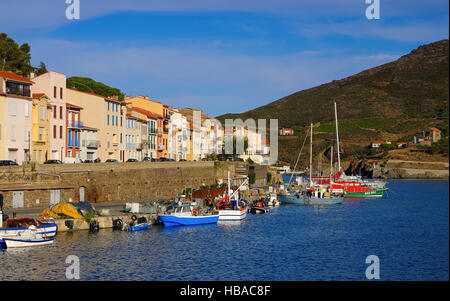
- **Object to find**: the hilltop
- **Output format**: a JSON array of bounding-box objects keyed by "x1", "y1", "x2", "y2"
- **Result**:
[{"x1": 217, "y1": 39, "x2": 449, "y2": 167}]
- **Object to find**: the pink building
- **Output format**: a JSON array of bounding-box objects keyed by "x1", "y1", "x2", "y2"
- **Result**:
[{"x1": 31, "y1": 71, "x2": 67, "y2": 161}]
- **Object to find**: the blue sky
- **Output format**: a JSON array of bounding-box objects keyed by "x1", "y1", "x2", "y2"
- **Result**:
[{"x1": 1, "y1": 0, "x2": 448, "y2": 117}]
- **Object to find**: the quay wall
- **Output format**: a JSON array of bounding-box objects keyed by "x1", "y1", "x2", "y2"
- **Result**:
[{"x1": 0, "y1": 162, "x2": 216, "y2": 210}]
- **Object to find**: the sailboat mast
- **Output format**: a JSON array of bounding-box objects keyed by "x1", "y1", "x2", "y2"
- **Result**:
[
  {"x1": 334, "y1": 101, "x2": 341, "y2": 172},
  {"x1": 310, "y1": 122, "x2": 313, "y2": 187},
  {"x1": 228, "y1": 170, "x2": 231, "y2": 197},
  {"x1": 330, "y1": 145, "x2": 333, "y2": 180}
]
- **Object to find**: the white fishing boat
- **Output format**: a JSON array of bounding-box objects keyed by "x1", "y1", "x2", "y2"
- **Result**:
[
  {"x1": 214, "y1": 172, "x2": 248, "y2": 221},
  {"x1": 267, "y1": 193, "x2": 280, "y2": 207},
  {"x1": 2, "y1": 226, "x2": 55, "y2": 248}
]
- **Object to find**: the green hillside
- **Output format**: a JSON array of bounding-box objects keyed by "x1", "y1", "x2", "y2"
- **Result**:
[{"x1": 217, "y1": 39, "x2": 449, "y2": 166}]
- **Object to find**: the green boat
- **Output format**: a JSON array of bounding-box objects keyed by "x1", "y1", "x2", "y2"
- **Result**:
[{"x1": 344, "y1": 188, "x2": 388, "y2": 198}]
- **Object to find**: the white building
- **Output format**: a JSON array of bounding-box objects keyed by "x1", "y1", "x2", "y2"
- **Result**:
[{"x1": 0, "y1": 71, "x2": 33, "y2": 164}]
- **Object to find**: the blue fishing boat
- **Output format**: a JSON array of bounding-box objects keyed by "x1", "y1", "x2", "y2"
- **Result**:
[
  {"x1": 130, "y1": 222, "x2": 152, "y2": 231},
  {"x1": 158, "y1": 205, "x2": 219, "y2": 227}
]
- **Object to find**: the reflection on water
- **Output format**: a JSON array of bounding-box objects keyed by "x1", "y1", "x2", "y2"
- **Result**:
[{"x1": 1, "y1": 180, "x2": 448, "y2": 281}]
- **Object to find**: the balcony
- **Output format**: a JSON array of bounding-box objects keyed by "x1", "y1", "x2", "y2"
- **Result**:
[
  {"x1": 82, "y1": 140, "x2": 99, "y2": 149},
  {"x1": 157, "y1": 144, "x2": 165, "y2": 151},
  {"x1": 126, "y1": 143, "x2": 135, "y2": 149},
  {"x1": 68, "y1": 120, "x2": 84, "y2": 129},
  {"x1": 136, "y1": 143, "x2": 143, "y2": 150}
]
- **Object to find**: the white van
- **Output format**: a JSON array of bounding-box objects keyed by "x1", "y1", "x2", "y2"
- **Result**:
[{"x1": 63, "y1": 157, "x2": 83, "y2": 164}]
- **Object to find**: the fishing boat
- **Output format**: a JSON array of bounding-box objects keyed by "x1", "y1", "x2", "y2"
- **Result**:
[
  {"x1": 214, "y1": 172, "x2": 249, "y2": 221},
  {"x1": 158, "y1": 204, "x2": 219, "y2": 227},
  {"x1": 3, "y1": 237, "x2": 54, "y2": 248},
  {"x1": 1, "y1": 225, "x2": 55, "y2": 248},
  {"x1": 249, "y1": 200, "x2": 270, "y2": 214},
  {"x1": 312, "y1": 102, "x2": 388, "y2": 198},
  {"x1": 115, "y1": 215, "x2": 152, "y2": 231},
  {"x1": 0, "y1": 219, "x2": 57, "y2": 248},
  {"x1": 130, "y1": 222, "x2": 152, "y2": 231},
  {"x1": 267, "y1": 193, "x2": 280, "y2": 207},
  {"x1": 281, "y1": 122, "x2": 344, "y2": 205}
]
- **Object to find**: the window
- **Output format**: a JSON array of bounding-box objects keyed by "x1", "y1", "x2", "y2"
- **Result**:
[
  {"x1": 60, "y1": 88, "x2": 63, "y2": 99},
  {"x1": 24, "y1": 103, "x2": 30, "y2": 117},
  {"x1": 60, "y1": 126, "x2": 63, "y2": 139},
  {"x1": 39, "y1": 106, "x2": 44, "y2": 120},
  {"x1": 112, "y1": 116, "x2": 114, "y2": 126},
  {"x1": 108, "y1": 102, "x2": 110, "y2": 111},
  {"x1": 116, "y1": 116, "x2": 118, "y2": 127},
  {"x1": 107, "y1": 115, "x2": 110, "y2": 125},
  {"x1": 53, "y1": 106, "x2": 57, "y2": 119},
  {"x1": 38, "y1": 128, "x2": 43, "y2": 141},
  {"x1": 54, "y1": 86, "x2": 57, "y2": 98},
  {"x1": 10, "y1": 125, "x2": 15, "y2": 141},
  {"x1": 53, "y1": 125, "x2": 57, "y2": 138},
  {"x1": 9, "y1": 102, "x2": 17, "y2": 116},
  {"x1": 60, "y1": 106, "x2": 63, "y2": 119}
]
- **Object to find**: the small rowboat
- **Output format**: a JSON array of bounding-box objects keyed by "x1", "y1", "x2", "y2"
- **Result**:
[
  {"x1": 130, "y1": 222, "x2": 152, "y2": 231},
  {"x1": 3, "y1": 237, "x2": 54, "y2": 248}
]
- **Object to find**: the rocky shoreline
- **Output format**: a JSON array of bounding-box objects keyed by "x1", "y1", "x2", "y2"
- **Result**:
[{"x1": 345, "y1": 159, "x2": 449, "y2": 180}]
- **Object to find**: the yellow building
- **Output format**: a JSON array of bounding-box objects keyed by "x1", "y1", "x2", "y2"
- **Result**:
[{"x1": 31, "y1": 93, "x2": 52, "y2": 163}]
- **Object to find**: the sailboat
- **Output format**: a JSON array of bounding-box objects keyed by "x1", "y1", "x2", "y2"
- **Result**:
[
  {"x1": 280, "y1": 123, "x2": 344, "y2": 205},
  {"x1": 311, "y1": 102, "x2": 388, "y2": 198},
  {"x1": 214, "y1": 171, "x2": 249, "y2": 221}
]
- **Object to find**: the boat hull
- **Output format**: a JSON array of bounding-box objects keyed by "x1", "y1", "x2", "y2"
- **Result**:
[
  {"x1": 3, "y1": 237, "x2": 54, "y2": 248},
  {"x1": 279, "y1": 194, "x2": 307, "y2": 204},
  {"x1": 158, "y1": 214, "x2": 219, "y2": 227},
  {"x1": 1, "y1": 223, "x2": 57, "y2": 248},
  {"x1": 305, "y1": 197, "x2": 344, "y2": 205},
  {"x1": 280, "y1": 194, "x2": 343, "y2": 205},
  {"x1": 344, "y1": 189, "x2": 387, "y2": 198},
  {"x1": 0, "y1": 223, "x2": 57, "y2": 238},
  {"x1": 216, "y1": 206, "x2": 248, "y2": 221},
  {"x1": 130, "y1": 223, "x2": 152, "y2": 231}
]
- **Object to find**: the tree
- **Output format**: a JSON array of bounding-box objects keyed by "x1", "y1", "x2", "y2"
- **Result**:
[
  {"x1": 34, "y1": 61, "x2": 48, "y2": 76},
  {"x1": 0, "y1": 33, "x2": 46, "y2": 78}
]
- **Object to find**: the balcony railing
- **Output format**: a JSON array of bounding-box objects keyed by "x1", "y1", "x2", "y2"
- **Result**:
[
  {"x1": 136, "y1": 143, "x2": 143, "y2": 150},
  {"x1": 68, "y1": 120, "x2": 84, "y2": 129},
  {"x1": 68, "y1": 140, "x2": 80, "y2": 147},
  {"x1": 126, "y1": 143, "x2": 135, "y2": 149},
  {"x1": 82, "y1": 139, "x2": 99, "y2": 148}
]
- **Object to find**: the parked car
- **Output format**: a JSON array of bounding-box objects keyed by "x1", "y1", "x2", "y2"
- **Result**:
[
  {"x1": 126, "y1": 158, "x2": 138, "y2": 162},
  {"x1": 142, "y1": 157, "x2": 153, "y2": 162},
  {"x1": 105, "y1": 159, "x2": 118, "y2": 163},
  {"x1": 179, "y1": 159, "x2": 187, "y2": 162},
  {"x1": 157, "y1": 157, "x2": 168, "y2": 162},
  {"x1": 63, "y1": 157, "x2": 83, "y2": 164},
  {"x1": 44, "y1": 159, "x2": 62, "y2": 164},
  {"x1": 0, "y1": 160, "x2": 19, "y2": 166},
  {"x1": 83, "y1": 159, "x2": 94, "y2": 163}
]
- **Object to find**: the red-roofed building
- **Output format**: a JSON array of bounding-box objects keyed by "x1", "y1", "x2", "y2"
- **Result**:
[
  {"x1": 0, "y1": 71, "x2": 34, "y2": 163},
  {"x1": 279, "y1": 128, "x2": 294, "y2": 136}
]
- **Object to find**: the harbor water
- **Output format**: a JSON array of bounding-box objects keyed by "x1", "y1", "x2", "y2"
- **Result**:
[{"x1": 1, "y1": 180, "x2": 448, "y2": 281}]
